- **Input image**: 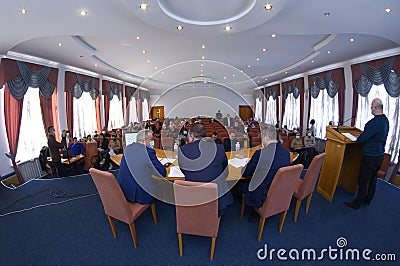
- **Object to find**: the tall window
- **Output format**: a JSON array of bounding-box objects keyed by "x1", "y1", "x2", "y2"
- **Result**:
[
  {"x1": 265, "y1": 99, "x2": 276, "y2": 125},
  {"x1": 255, "y1": 97, "x2": 262, "y2": 122},
  {"x1": 309, "y1": 90, "x2": 339, "y2": 138},
  {"x1": 128, "y1": 96, "x2": 138, "y2": 123},
  {"x1": 108, "y1": 97, "x2": 124, "y2": 129},
  {"x1": 142, "y1": 98, "x2": 149, "y2": 121},
  {"x1": 355, "y1": 84, "x2": 399, "y2": 163},
  {"x1": 16, "y1": 89, "x2": 47, "y2": 162},
  {"x1": 73, "y1": 92, "x2": 97, "y2": 139},
  {"x1": 282, "y1": 93, "x2": 300, "y2": 130}
]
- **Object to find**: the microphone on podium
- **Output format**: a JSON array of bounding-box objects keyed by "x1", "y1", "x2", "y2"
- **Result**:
[{"x1": 338, "y1": 116, "x2": 355, "y2": 126}]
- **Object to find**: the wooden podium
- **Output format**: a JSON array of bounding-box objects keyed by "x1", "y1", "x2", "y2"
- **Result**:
[{"x1": 316, "y1": 126, "x2": 363, "y2": 202}]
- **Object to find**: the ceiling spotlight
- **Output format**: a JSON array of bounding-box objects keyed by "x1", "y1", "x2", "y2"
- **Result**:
[
  {"x1": 271, "y1": 33, "x2": 277, "y2": 38},
  {"x1": 224, "y1": 77, "x2": 227, "y2": 80},
  {"x1": 324, "y1": 11, "x2": 331, "y2": 16},
  {"x1": 350, "y1": 38, "x2": 354, "y2": 42},
  {"x1": 256, "y1": 58, "x2": 260, "y2": 61},
  {"x1": 262, "y1": 48, "x2": 267, "y2": 52},
  {"x1": 201, "y1": 44, "x2": 206, "y2": 49},
  {"x1": 248, "y1": 65, "x2": 251, "y2": 68},
  {"x1": 327, "y1": 50, "x2": 331, "y2": 54},
  {"x1": 79, "y1": 10, "x2": 88, "y2": 16},
  {"x1": 20, "y1": 8, "x2": 28, "y2": 15},
  {"x1": 264, "y1": 4, "x2": 272, "y2": 11},
  {"x1": 201, "y1": 64, "x2": 204, "y2": 67},
  {"x1": 385, "y1": 7, "x2": 391, "y2": 13},
  {"x1": 201, "y1": 56, "x2": 205, "y2": 60},
  {"x1": 142, "y1": 50, "x2": 146, "y2": 54},
  {"x1": 139, "y1": 3, "x2": 149, "y2": 10},
  {"x1": 94, "y1": 64, "x2": 98, "y2": 67},
  {"x1": 58, "y1": 43, "x2": 62, "y2": 47},
  {"x1": 224, "y1": 26, "x2": 232, "y2": 32},
  {"x1": 177, "y1": 25, "x2": 183, "y2": 31},
  {"x1": 155, "y1": 66, "x2": 158, "y2": 70},
  {"x1": 311, "y1": 60, "x2": 314, "y2": 63},
  {"x1": 146, "y1": 60, "x2": 150, "y2": 63},
  {"x1": 136, "y1": 36, "x2": 141, "y2": 40},
  {"x1": 285, "y1": 71, "x2": 288, "y2": 74}
]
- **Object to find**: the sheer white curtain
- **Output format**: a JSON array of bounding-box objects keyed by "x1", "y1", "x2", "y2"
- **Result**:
[
  {"x1": 128, "y1": 96, "x2": 138, "y2": 123},
  {"x1": 73, "y1": 92, "x2": 97, "y2": 139},
  {"x1": 309, "y1": 90, "x2": 339, "y2": 138},
  {"x1": 282, "y1": 94, "x2": 300, "y2": 130},
  {"x1": 108, "y1": 97, "x2": 124, "y2": 129},
  {"x1": 265, "y1": 99, "x2": 277, "y2": 125},
  {"x1": 16, "y1": 89, "x2": 48, "y2": 162},
  {"x1": 355, "y1": 84, "x2": 399, "y2": 163},
  {"x1": 142, "y1": 98, "x2": 149, "y2": 121},
  {"x1": 255, "y1": 97, "x2": 262, "y2": 122}
]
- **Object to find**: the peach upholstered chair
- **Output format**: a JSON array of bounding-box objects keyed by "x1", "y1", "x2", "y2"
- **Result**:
[
  {"x1": 173, "y1": 180, "x2": 220, "y2": 261},
  {"x1": 293, "y1": 153, "x2": 326, "y2": 222},
  {"x1": 248, "y1": 164, "x2": 304, "y2": 241},
  {"x1": 89, "y1": 168, "x2": 158, "y2": 248}
]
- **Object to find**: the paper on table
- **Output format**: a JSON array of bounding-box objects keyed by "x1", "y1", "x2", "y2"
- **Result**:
[
  {"x1": 228, "y1": 158, "x2": 248, "y2": 168},
  {"x1": 168, "y1": 166, "x2": 185, "y2": 177},
  {"x1": 342, "y1": 132, "x2": 357, "y2": 141},
  {"x1": 158, "y1": 158, "x2": 176, "y2": 164}
]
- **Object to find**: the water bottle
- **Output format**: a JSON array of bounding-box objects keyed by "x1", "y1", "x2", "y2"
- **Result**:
[
  {"x1": 235, "y1": 141, "x2": 240, "y2": 157},
  {"x1": 173, "y1": 142, "x2": 179, "y2": 159}
]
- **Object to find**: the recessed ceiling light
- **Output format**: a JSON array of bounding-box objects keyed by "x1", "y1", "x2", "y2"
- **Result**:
[
  {"x1": 324, "y1": 11, "x2": 331, "y2": 16},
  {"x1": 200, "y1": 73, "x2": 204, "y2": 76},
  {"x1": 271, "y1": 33, "x2": 277, "y2": 38},
  {"x1": 201, "y1": 56, "x2": 205, "y2": 60},
  {"x1": 177, "y1": 25, "x2": 183, "y2": 31},
  {"x1": 155, "y1": 66, "x2": 158, "y2": 70},
  {"x1": 327, "y1": 50, "x2": 331, "y2": 54},
  {"x1": 139, "y1": 3, "x2": 149, "y2": 10},
  {"x1": 257, "y1": 80, "x2": 260, "y2": 83},
  {"x1": 264, "y1": 4, "x2": 272, "y2": 11},
  {"x1": 146, "y1": 60, "x2": 150, "y2": 63},
  {"x1": 256, "y1": 58, "x2": 260, "y2": 61},
  {"x1": 94, "y1": 64, "x2": 98, "y2": 67},
  {"x1": 350, "y1": 38, "x2": 354, "y2": 42},
  {"x1": 385, "y1": 7, "x2": 391, "y2": 13},
  {"x1": 262, "y1": 48, "x2": 267, "y2": 52},
  {"x1": 201, "y1": 44, "x2": 206, "y2": 49},
  {"x1": 58, "y1": 43, "x2": 62, "y2": 47},
  {"x1": 311, "y1": 60, "x2": 314, "y2": 63},
  {"x1": 122, "y1": 43, "x2": 132, "y2": 46},
  {"x1": 232, "y1": 74, "x2": 236, "y2": 77},
  {"x1": 142, "y1": 50, "x2": 146, "y2": 54},
  {"x1": 248, "y1": 65, "x2": 251, "y2": 68},
  {"x1": 224, "y1": 26, "x2": 232, "y2": 31},
  {"x1": 265, "y1": 78, "x2": 268, "y2": 81},
  {"x1": 200, "y1": 69, "x2": 203, "y2": 72},
  {"x1": 79, "y1": 10, "x2": 88, "y2": 16},
  {"x1": 201, "y1": 64, "x2": 204, "y2": 67},
  {"x1": 136, "y1": 36, "x2": 141, "y2": 40},
  {"x1": 224, "y1": 77, "x2": 227, "y2": 80},
  {"x1": 20, "y1": 8, "x2": 28, "y2": 15},
  {"x1": 240, "y1": 70, "x2": 243, "y2": 73}
]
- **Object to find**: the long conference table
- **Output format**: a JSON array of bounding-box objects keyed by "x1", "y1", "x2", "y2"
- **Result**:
[{"x1": 110, "y1": 146, "x2": 298, "y2": 182}]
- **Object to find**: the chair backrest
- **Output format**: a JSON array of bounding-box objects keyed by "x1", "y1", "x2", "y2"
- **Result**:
[
  {"x1": 378, "y1": 153, "x2": 391, "y2": 178},
  {"x1": 258, "y1": 164, "x2": 304, "y2": 218},
  {"x1": 89, "y1": 168, "x2": 133, "y2": 224},
  {"x1": 251, "y1": 137, "x2": 261, "y2": 147},
  {"x1": 296, "y1": 153, "x2": 327, "y2": 200},
  {"x1": 173, "y1": 180, "x2": 220, "y2": 237}
]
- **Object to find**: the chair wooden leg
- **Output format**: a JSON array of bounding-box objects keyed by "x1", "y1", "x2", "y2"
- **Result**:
[
  {"x1": 294, "y1": 199, "x2": 302, "y2": 222},
  {"x1": 278, "y1": 211, "x2": 287, "y2": 233},
  {"x1": 128, "y1": 223, "x2": 138, "y2": 248},
  {"x1": 210, "y1": 237, "x2": 216, "y2": 261},
  {"x1": 305, "y1": 193, "x2": 313, "y2": 213},
  {"x1": 107, "y1": 216, "x2": 117, "y2": 239},
  {"x1": 151, "y1": 203, "x2": 158, "y2": 224},
  {"x1": 257, "y1": 217, "x2": 266, "y2": 241},
  {"x1": 240, "y1": 193, "x2": 245, "y2": 219},
  {"x1": 178, "y1": 233, "x2": 183, "y2": 257}
]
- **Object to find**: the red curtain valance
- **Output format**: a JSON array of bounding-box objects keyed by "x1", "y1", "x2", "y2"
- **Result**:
[
  {"x1": 0, "y1": 58, "x2": 58, "y2": 88},
  {"x1": 64, "y1": 71, "x2": 99, "y2": 92}
]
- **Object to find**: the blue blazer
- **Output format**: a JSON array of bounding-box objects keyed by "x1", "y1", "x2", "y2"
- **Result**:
[
  {"x1": 241, "y1": 143, "x2": 290, "y2": 208},
  {"x1": 179, "y1": 139, "x2": 233, "y2": 214},
  {"x1": 117, "y1": 143, "x2": 166, "y2": 204}
]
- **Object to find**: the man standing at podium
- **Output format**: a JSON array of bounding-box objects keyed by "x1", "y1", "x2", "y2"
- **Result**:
[{"x1": 345, "y1": 98, "x2": 389, "y2": 209}]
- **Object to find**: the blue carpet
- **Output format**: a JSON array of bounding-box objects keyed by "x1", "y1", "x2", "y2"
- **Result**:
[{"x1": 0, "y1": 173, "x2": 399, "y2": 266}]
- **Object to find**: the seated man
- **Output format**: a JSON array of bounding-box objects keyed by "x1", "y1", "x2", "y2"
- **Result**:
[
  {"x1": 86, "y1": 134, "x2": 97, "y2": 143},
  {"x1": 70, "y1": 137, "x2": 86, "y2": 156},
  {"x1": 211, "y1": 132, "x2": 222, "y2": 145},
  {"x1": 179, "y1": 123, "x2": 233, "y2": 216},
  {"x1": 237, "y1": 126, "x2": 290, "y2": 221},
  {"x1": 117, "y1": 129, "x2": 167, "y2": 204},
  {"x1": 108, "y1": 134, "x2": 121, "y2": 155},
  {"x1": 303, "y1": 130, "x2": 316, "y2": 148},
  {"x1": 290, "y1": 132, "x2": 303, "y2": 151},
  {"x1": 223, "y1": 132, "x2": 243, "y2": 152}
]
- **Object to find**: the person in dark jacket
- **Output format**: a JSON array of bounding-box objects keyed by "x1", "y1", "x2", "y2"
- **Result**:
[
  {"x1": 345, "y1": 98, "x2": 389, "y2": 209},
  {"x1": 47, "y1": 126, "x2": 67, "y2": 177}
]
